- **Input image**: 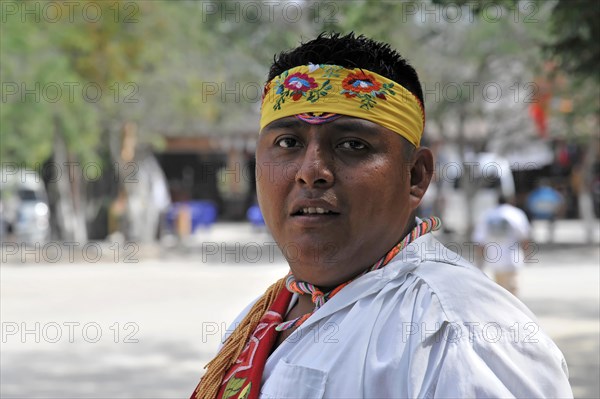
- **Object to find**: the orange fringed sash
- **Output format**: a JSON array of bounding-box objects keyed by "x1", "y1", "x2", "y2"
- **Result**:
[{"x1": 191, "y1": 287, "x2": 292, "y2": 399}]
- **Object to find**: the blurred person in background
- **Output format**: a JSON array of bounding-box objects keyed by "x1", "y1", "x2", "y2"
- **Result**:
[
  {"x1": 191, "y1": 33, "x2": 572, "y2": 399},
  {"x1": 472, "y1": 195, "x2": 532, "y2": 296},
  {"x1": 526, "y1": 180, "x2": 565, "y2": 243}
]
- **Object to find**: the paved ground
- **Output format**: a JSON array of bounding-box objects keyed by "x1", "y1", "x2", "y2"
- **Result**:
[
  {"x1": 1, "y1": 222, "x2": 598, "y2": 398},
  {"x1": 518, "y1": 247, "x2": 599, "y2": 399}
]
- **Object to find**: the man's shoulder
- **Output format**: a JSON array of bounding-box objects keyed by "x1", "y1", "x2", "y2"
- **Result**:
[{"x1": 406, "y1": 241, "x2": 536, "y2": 324}]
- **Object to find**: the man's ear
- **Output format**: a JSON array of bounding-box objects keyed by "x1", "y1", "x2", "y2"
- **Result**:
[{"x1": 408, "y1": 147, "x2": 434, "y2": 210}]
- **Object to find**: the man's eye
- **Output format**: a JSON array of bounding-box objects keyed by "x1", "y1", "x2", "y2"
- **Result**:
[
  {"x1": 276, "y1": 137, "x2": 300, "y2": 148},
  {"x1": 338, "y1": 140, "x2": 367, "y2": 150}
]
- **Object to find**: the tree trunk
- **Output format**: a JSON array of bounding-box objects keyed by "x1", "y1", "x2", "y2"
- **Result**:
[
  {"x1": 50, "y1": 129, "x2": 88, "y2": 243},
  {"x1": 111, "y1": 122, "x2": 170, "y2": 243},
  {"x1": 579, "y1": 137, "x2": 599, "y2": 243},
  {"x1": 457, "y1": 107, "x2": 477, "y2": 239}
]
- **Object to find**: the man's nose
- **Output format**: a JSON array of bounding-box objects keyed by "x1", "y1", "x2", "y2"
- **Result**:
[{"x1": 295, "y1": 144, "x2": 334, "y2": 188}]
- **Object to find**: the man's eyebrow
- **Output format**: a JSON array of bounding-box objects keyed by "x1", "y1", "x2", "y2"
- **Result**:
[{"x1": 262, "y1": 118, "x2": 305, "y2": 132}]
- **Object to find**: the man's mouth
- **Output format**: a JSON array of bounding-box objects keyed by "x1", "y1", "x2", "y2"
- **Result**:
[{"x1": 293, "y1": 207, "x2": 338, "y2": 216}]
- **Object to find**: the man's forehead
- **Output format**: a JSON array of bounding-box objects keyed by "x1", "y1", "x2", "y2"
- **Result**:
[{"x1": 262, "y1": 115, "x2": 386, "y2": 133}]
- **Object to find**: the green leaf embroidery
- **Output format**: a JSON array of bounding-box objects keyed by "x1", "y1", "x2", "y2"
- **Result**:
[
  {"x1": 238, "y1": 382, "x2": 252, "y2": 399},
  {"x1": 321, "y1": 65, "x2": 343, "y2": 78},
  {"x1": 223, "y1": 377, "x2": 246, "y2": 399}
]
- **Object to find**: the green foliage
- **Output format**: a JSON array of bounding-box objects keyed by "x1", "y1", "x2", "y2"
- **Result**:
[
  {"x1": 548, "y1": 0, "x2": 599, "y2": 79},
  {"x1": 1, "y1": 6, "x2": 98, "y2": 166},
  {"x1": 0, "y1": 0, "x2": 156, "y2": 166},
  {"x1": 432, "y1": 0, "x2": 600, "y2": 81}
]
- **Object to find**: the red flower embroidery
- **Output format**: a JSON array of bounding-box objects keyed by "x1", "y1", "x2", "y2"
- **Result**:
[
  {"x1": 341, "y1": 71, "x2": 382, "y2": 94},
  {"x1": 283, "y1": 73, "x2": 318, "y2": 101},
  {"x1": 340, "y1": 70, "x2": 395, "y2": 109}
]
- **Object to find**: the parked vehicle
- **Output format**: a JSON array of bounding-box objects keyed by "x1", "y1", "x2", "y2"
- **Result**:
[{"x1": 0, "y1": 168, "x2": 50, "y2": 244}]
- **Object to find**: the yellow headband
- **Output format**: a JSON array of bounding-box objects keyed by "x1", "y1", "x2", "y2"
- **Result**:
[{"x1": 260, "y1": 64, "x2": 425, "y2": 147}]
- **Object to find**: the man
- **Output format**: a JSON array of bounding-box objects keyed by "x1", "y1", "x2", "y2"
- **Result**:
[
  {"x1": 526, "y1": 181, "x2": 565, "y2": 243},
  {"x1": 191, "y1": 33, "x2": 572, "y2": 399},
  {"x1": 473, "y1": 195, "x2": 532, "y2": 296}
]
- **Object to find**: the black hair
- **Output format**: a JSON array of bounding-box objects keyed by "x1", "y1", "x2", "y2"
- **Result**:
[{"x1": 268, "y1": 32, "x2": 424, "y2": 110}]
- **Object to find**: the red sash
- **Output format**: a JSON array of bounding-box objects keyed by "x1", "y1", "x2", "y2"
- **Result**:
[{"x1": 191, "y1": 287, "x2": 292, "y2": 399}]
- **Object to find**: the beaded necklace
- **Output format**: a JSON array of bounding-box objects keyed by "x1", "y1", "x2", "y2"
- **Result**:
[{"x1": 276, "y1": 217, "x2": 441, "y2": 331}]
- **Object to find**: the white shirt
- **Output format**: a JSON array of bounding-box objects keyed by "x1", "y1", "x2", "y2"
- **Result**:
[
  {"x1": 472, "y1": 204, "x2": 532, "y2": 271},
  {"x1": 227, "y1": 233, "x2": 571, "y2": 398}
]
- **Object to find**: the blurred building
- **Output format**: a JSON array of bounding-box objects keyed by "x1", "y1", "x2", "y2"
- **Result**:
[{"x1": 155, "y1": 133, "x2": 258, "y2": 221}]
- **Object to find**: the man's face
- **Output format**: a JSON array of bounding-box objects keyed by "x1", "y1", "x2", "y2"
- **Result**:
[{"x1": 256, "y1": 115, "x2": 428, "y2": 288}]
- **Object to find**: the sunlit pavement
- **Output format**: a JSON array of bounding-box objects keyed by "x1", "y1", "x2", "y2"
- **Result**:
[{"x1": 1, "y1": 222, "x2": 598, "y2": 398}]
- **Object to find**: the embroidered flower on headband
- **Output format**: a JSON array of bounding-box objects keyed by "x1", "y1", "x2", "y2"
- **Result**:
[
  {"x1": 283, "y1": 73, "x2": 318, "y2": 99},
  {"x1": 340, "y1": 70, "x2": 396, "y2": 110},
  {"x1": 271, "y1": 69, "x2": 333, "y2": 110},
  {"x1": 342, "y1": 71, "x2": 382, "y2": 93}
]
